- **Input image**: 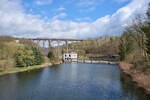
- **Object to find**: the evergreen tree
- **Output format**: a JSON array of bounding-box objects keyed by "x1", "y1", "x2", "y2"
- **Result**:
[
  {"x1": 142, "y1": 26, "x2": 150, "y2": 55},
  {"x1": 142, "y1": 3, "x2": 150, "y2": 56},
  {"x1": 32, "y1": 47, "x2": 44, "y2": 65},
  {"x1": 48, "y1": 47, "x2": 55, "y2": 60},
  {"x1": 119, "y1": 32, "x2": 133, "y2": 61}
]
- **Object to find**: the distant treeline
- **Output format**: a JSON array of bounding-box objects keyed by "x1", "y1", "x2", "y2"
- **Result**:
[{"x1": 68, "y1": 36, "x2": 120, "y2": 58}]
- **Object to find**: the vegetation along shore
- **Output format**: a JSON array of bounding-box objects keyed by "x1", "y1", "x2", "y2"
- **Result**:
[
  {"x1": 0, "y1": 36, "x2": 62, "y2": 76},
  {"x1": 118, "y1": 3, "x2": 150, "y2": 96}
]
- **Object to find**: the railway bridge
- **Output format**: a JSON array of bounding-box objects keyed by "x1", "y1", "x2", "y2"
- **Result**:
[{"x1": 15, "y1": 38, "x2": 83, "y2": 53}]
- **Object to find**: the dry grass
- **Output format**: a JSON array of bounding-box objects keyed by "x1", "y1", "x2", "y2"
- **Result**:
[{"x1": 119, "y1": 62, "x2": 150, "y2": 94}]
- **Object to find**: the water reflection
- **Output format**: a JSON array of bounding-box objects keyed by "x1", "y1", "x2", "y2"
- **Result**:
[
  {"x1": 71, "y1": 63, "x2": 77, "y2": 82},
  {"x1": 120, "y1": 73, "x2": 150, "y2": 100},
  {"x1": 0, "y1": 63, "x2": 149, "y2": 100}
]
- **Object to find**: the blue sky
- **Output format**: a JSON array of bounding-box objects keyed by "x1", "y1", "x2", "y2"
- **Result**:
[
  {"x1": 0, "y1": 0, "x2": 149, "y2": 39},
  {"x1": 22, "y1": 0, "x2": 130, "y2": 22}
]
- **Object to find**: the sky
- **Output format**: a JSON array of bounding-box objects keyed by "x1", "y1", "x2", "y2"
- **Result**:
[{"x1": 0, "y1": 0, "x2": 150, "y2": 39}]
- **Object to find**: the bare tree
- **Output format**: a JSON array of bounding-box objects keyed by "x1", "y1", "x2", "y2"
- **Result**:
[{"x1": 128, "y1": 15, "x2": 147, "y2": 59}]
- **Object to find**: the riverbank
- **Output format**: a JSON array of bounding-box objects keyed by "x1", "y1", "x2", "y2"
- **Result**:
[
  {"x1": 118, "y1": 62, "x2": 150, "y2": 95},
  {"x1": 0, "y1": 63, "x2": 52, "y2": 76},
  {"x1": 65, "y1": 59, "x2": 117, "y2": 64}
]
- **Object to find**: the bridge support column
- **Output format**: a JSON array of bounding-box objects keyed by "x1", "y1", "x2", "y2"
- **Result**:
[
  {"x1": 57, "y1": 40, "x2": 60, "y2": 56},
  {"x1": 29, "y1": 39, "x2": 33, "y2": 46},
  {"x1": 36, "y1": 40, "x2": 39, "y2": 48},
  {"x1": 72, "y1": 41, "x2": 76, "y2": 50},
  {"x1": 66, "y1": 40, "x2": 68, "y2": 53},
  {"x1": 48, "y1": 40, "x2": 52, "y2": 48},
  {"x1": 43, "y1": 40, "x2": 45, "y2": 48}
]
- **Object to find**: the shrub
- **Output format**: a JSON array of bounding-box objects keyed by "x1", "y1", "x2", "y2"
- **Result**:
[
  {"x1": 119, "y1": 32, "x2": 133, "y2": 61},
  {"x1": 15, "y1": 46, "x2": 35, "y2": 67},
  {"x1": 48, "y1": 48, "x2": 55, "y2": 60}
]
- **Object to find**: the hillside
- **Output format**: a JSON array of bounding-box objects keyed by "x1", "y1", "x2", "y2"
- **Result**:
[{"x1": 65, "y1": 36, "x2": 120, "y2": 58}]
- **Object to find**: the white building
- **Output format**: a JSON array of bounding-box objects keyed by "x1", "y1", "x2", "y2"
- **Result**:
[
  {"x1": 15, "y1": 40, "x2": 20, "y2": 43},
  {"x1": 63, "y1": 52, "x2": 78, "y2": 62}
]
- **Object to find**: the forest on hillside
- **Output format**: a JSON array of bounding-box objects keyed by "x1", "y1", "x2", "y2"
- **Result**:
[
  {"x1": 66, "y1": 36, "x2": 120, "y2": 57},
  {"x1": 0, "y1": 36, "x2": 44, "y2": 71}
]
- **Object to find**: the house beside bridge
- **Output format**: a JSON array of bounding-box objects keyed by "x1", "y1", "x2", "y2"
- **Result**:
[{"x1": 63, "y1": 52, "x2": 78, "y2": 62}]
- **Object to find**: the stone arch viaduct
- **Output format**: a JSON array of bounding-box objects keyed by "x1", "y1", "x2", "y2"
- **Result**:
[{"x1": 15, "y1": 38, "x2": 84, "y2": 53}]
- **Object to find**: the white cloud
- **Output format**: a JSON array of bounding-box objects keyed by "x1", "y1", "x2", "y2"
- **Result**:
[
  {"x1": 0, "y1": 0, "x2": 149, "y2": 39},
  {"x1": 76, "y1": 0, "x2": 102, "y2": 12},
  {"x1": 56, "y1": 7, "x2": 66, "y2": 12},
  {"x1": 52, "y1": 13, "x2": 67, "y2": 20},
  {"x1": 35, "y1": 0, "x2": 53, "y2": 5},
  {"x1": 114, "y1": 0, "x2": 130, "y2": 3},
  {"x1": 77, "y1": 0, "x2": 102, "y2": 7},
  {"x1": 91, "y1": 0, "x2": 150, "y2": 36},
  {"x1": 75, "y1": 17, "x2": 91, "y2": 22}
]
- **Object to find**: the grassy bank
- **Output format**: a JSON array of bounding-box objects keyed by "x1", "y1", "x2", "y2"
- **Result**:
[
  {"x1": 0, "y1": 63, "x2": 52, "y2": 76},
  {"x1": 118, "y1": 62, "x2": 150, "y2": 95}
]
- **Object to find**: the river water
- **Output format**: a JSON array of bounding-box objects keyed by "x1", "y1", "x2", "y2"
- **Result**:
[{"x1": 0, "y1": 63, "x2": 150, "y2": 100}]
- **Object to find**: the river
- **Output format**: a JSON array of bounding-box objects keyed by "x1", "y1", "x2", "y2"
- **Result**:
[{"x1": 0, "y1": 63, "x2": 149, "y2": 100}]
